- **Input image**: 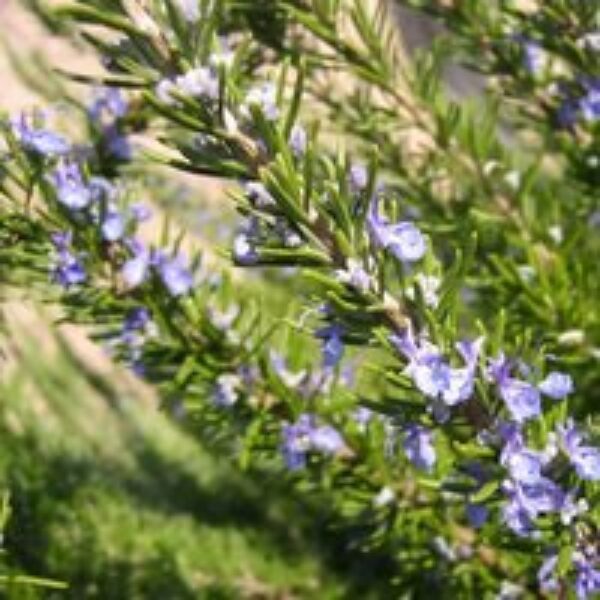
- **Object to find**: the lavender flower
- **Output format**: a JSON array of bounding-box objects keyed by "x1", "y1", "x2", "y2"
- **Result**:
[
  {"x1": 538, "y1": 371, "x2": 574, "y2": 399},
  {"x1": 349, "y1": 163, "x2": 368, "y2": 192},
  {"x1": 558, "y1": 420, "x2": 600, "y2": 481},
  {"x1": 310, "y1": 425, "x2": 346, "y2": 455},
  {"x1": 12, "y1": 116, "x2": 70, "y2": 157},
  {"x1": 489, "y1": 355, "x2": 541, "y2": 422},
  {"x1": 244, "y1": 182, "x2": 276, "y2": 208},
  {"x1": 580, "y1": 80, "x2": 600, "y2": 122},
  {"x1": 391, "y1": 329, "x2": 482, "y2": 407},
  {"x1": 130, "y1": 203, "x2": 152, "y2": 223},
  {"x1": 122, "y1": 240, "x2": 150, "y2": 288},
  {"x1": 233, "y1": 233, "x2": 258, "y2": 265},
  {"x1": 213, "y1": 374, "x2": 241, "y2": 407},
  {"x1": 368, "y1": 196, "x2": 426, "y2": 263},
  {"x1": 50, "y1": 232, "x2": 86, "y2": 288},
  {"x1": 88, "y1": 87, "x2": 128, "y2": 122},
  {"x1": 50, "y1": 162, "x2": 92, "y2": 210},
  {"x1": 575, "y1": 560, "x2": 600, "y2": 600},
  {"x1": 335, "y1": 258, "x2": 373, "y2": 293},
  {"x1": 316, "y1": 325, "x2": 344, "y2": 369},
  {"x1": 242, "y1": 83, "x2": 279, "y2": 121},
  {"x1": 281, "y1": 414, "x2": 315, "y2": 470},
  {"x1": 123, "y1": 307, "x2": 151, "y2": 332},
  {"x1": 101, "y1": 211, "x2": 125, "y2": 242},
  {"x1": 289, "y1": 124, "x2": 307, "y2": 157},
  {"x1": 281, "y1": 414, "x2": 346, "y2": 469},
  {"x1": 156, "y1": 254, "x2": 194, "y2": 297},
  {"x1": 537, "y1": 554, "x2": 559, "y2": 593},
  {"x1": 466, "y1": 503, "x2": 489, "y2": 529},
  {"x1": 502, "y1": 477, "x2": 564, "y2": 536},
  {"x1": 522, "y1": 40, "x2": 546, "y2": 74},
  {"x1": 403, "y1": 425, "x2": 436, "y2": 472},
  {"x1": 176, "y1": 67, "x2": 219, "y2": 100}
]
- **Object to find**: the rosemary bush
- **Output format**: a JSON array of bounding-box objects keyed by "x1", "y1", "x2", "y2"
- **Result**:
[{"x1": 1, "y1": 0, "x2": 599, "y2": 597}]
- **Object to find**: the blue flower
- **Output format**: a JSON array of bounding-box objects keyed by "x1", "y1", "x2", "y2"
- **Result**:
[
  {"x1": 123, "y1": 307, "x2": 151, "y2": 332},
  {"x1": 489, "y1": 356, "x2": 541, "y2": 422},
  {"x1": 281, "y1": 414, "x2": 347, "y2": 470},
  {"x1": 101, "y1": 211, "x2": 125, "y2": 242},
  {"x1": 51, "y1": 162, "x2": 92, "y2": 210},
  {"x1": 466, "y1": 503, "x2": 489, "y2": 529},
  {"x1": 12, "y1": 115, "x2": 70, "y2": 157},
  {"x1": 575, "y1": 561, "x2": 600, "y2": 600},
  {"x1": 537, "y1": 554, "x2": 559, "y2": 593},
  {"x1": 367, "y1": 195, "x2": 426, "y2": 262},
  {"x1": 233, "y1": 233, "x2": 259, "y2": 265},
  {"x1": 316, "y1": 325, "x2": 344, "y2": 369},
  {"x1": 522, "y1": 40, "x2": 546, "y2": 74},
  {"x1": 539, "y1": 371, "x2": 574, "y2": 399},
  {"x1": 281, "y1": 414, "x2": 315, "y2": 470},
  {"x1": 502, "y1": 477, "x2": 564, "y2": 536},
  {"x1": 103, "y1": 125, "x2": 132, "y2": 160},
  {"x1": 558, "y1": 420, "x2": 600, "y2": 481},
  {"x1": 244, "y1": 182, "x2": 276, "y2": 208},
  {"x1": 391, "y1": 329, "x2": 482, "y2": 407},
  {"x1": 310, "y1": 425, "x2": 346, "y2": 455},
  {"x1": 88, "y1": 87, "x2": 128, "y2": 121},
  {"x1": 176, "y1": 67, "x2": 219, "y2": 100},
  {"x1": 156, "y1": 254, "x2": 194, "y2": 297},
  {"x1": 213, "y1": 374, "x2": 241, "y2": 408},
  {"x1": 122, "y1": 240, "x2": 150, "y2": 289},
  {"x1": 580, "y1": 80, "x2": 600, "y2": 122},
  {"x1": 403, "y1": 425, "x2": 436, "y2": 472},
  {"x1": 349, "y1": 163, "x2": 368, "y2": 192},
  {"x1": 289, "y1": 125, "x2": 307, "y2": 158},
  {"x1": 50, "y1": 231, "x2": 86, "y2": 288}
]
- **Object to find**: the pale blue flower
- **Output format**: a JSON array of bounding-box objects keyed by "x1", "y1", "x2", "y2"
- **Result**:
[
  {"x1": 289, "y1": 124, "x2": 307, "y2": 157},
  {"x1": 101, "y1": 212, "x2": 125, "y2": 242},
  {"x1": 558, "y1": 420, "x2": 600, "y2": 481},
  {"x1": 310, "y1": 425, "x2": 346, "y2": 455},
  {"x1": 539, "y1": 371, "x2": 574, "y2": 399},
  {"x1": 12, "y1": 116, "x2": 70, "y2": 157},
  {"x1": 156, "y1": 255, "x2": 193, "y2": 297},
  {"x1": 50, "y1": 231, "x2": 86, "y2": 288},
  {"x1": 403, "y1": 425, "x2": 436, "y2": 472},
  {"x1": 492, "y1": 360, "x2": 541, "y2": 422},
  {"x1": 575, "y1": 562, "x2": 600, "y2": 600},
  {"x1": 537, "y1": 554, "x2": 559, "y2": 593},
  {"x1": 51, "y1": 162, "x2": 92, "y2": 210},
  {"x1": 368, "y1": 196, "x2": 426, "y2": 262},
  {"x1": 316, "y1": 324, "x2": 344, "y2": 369},
  {"x1": 122, "y1": 240, "x2": 150, "y2": 288}
]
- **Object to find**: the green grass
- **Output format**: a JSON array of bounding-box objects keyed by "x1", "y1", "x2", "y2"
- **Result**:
[{"x1": 0, "y1": 311, "x2": 394, "y2": 599}]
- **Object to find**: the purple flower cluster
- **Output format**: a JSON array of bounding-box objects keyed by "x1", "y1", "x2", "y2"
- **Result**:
[
  {"x1": 281, "y1": 414, "x2": 346, "y2": 470},
  {"x1": 391, "y1": 328, "x2": 482, "y2": 420},
  {"x1": 497, "y1": 418, "x2": 599, "y2": 545},
  {"x1": 488, "y1": 354, "x2": 573, "y2": 422}
]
